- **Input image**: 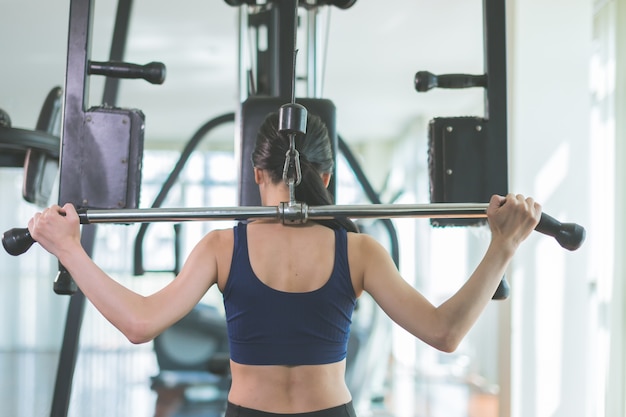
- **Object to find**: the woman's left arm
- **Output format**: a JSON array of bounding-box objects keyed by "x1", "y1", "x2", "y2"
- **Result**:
[{"x1": 354, "y1": 193, "x2": 541, "y2": 352}]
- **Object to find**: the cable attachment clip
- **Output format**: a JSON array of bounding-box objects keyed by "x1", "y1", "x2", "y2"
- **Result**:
[
  {"x1": 282, "y1": 144, "x2": 302, "y2": 187},
  {"x1": 282, "y1": 141, "x2": 302, "y2": 204},
  {"x1": 278, "y1": 102, "x2": 307, "y2": 204}
]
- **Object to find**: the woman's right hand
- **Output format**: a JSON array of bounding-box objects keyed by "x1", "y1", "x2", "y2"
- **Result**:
[{"x1": 28, "y1": 203, "x2": 82, "y2": 259}]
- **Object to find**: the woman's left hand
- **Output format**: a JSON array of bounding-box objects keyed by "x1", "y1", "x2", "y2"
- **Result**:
[{"x1": 486, "y1": 193, "x2": 542, "y2": 252}]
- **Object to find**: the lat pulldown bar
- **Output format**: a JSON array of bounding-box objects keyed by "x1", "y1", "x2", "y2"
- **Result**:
[{"x1": 3, "y1": 203, "x2": 586, "y2": 256}]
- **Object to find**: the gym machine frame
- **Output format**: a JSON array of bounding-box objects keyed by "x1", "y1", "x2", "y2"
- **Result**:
[{"x1": 32, "y1": 0, "x2": 164, "y2": 416}]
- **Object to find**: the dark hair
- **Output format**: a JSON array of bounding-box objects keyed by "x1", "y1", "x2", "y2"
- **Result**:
[{"x1": 252, "y1": 112, "x2": 358, "y2": 233}]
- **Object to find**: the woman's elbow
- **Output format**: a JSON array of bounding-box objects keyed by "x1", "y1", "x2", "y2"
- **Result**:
[
  {"x1": 122, "y1": 317, "x2": 157, "y2": 345},
  {"x1": 436, "y1": 340, "x2": 460, "y2": 354},
  {"x1": 430, "y1": 330, "x2": 463, "y2": 353},
  {"x1": 126, "y1": 333, "x2": 153, "y2": 345}
]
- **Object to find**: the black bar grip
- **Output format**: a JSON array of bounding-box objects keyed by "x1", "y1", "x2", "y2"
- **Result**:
[
  {"x1": 88, "y1": 60, "x2": 166, "y2": 85},
  {"x1": 2, "y1": 228, "x2": 35, "y2": 256},
  {"x1": 1, "y1": 209, "x2": 89, "y2": 256},
  {"x1": 54, "y1": 263, "x2": 77, "y2": 295},
  {"x1": 535, "y1": 212, "x2": 586, "y2": 251},
  {"x1": 415, "y1": 70, "x2": 487, "y2": 92},
  {"x1": 493, "y1": 277, "x2": 510, "y2": 300}
]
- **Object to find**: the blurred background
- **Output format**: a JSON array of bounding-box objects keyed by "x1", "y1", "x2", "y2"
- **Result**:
[{"x1": 0, "y1": 0, "x2": 623, "y2": 416}]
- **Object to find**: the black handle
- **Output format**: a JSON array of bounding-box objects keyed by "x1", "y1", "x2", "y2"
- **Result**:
[
  {"x1": 493, "y1": 277, "x2": 510, "y2": 300},
  {"x1": 2, "y1": 209, "x2": 88, "y2": 256},
  {"x1": 2, "y1": 227, "x2": 35, "y2": 256},
  {"x1": 54, "y1": 263, "x2": 77, "y2": 295},
  {"x1": 415, "y1": 70, "x2": 487, "y2": 92},
  {"x1": 88, "y1": 60, "x2": 166, "y2": 85},
  {"x1": 535, "y1": 212, "x2": 586, "y2": 251}
]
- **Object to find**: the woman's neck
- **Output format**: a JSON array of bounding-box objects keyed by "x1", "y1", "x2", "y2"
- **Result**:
[{"x1": 260, "y1": 184, "x2": 291, "y2": 206}]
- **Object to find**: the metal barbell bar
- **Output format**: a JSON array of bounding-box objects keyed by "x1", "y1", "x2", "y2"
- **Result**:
[
  {"x1": 2, "y1": 202, "x2": 586, "y2": 256},
  {"x1": 74, "y1": 202, "x2": 491, "y2": 223}
]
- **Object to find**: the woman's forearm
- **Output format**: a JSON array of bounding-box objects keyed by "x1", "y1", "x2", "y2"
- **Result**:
[
  {"x1": 434, "y1": 239, "x2": 515, "y2": 351},
  {"x1": 57, "y1": 244, "x2": 155, "y2": 343}
]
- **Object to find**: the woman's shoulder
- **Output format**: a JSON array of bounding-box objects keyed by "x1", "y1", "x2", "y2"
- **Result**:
[
  {"x1": 347, "y1": 230, "x2": 382, "y2": 249},
  {"x1": 346, "y1": 232, "x2": 388, "y2": 268},
  {"x1": 194, "y1": 226, "x2": 235, "y2": 252},
  {"x1": 345, "y1": 231, "x2": 389, "y2": 296}
]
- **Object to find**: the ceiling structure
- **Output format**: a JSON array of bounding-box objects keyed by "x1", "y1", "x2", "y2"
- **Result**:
[{"x1": 1, "y1": 0, "x2": 486, "y2": 148}]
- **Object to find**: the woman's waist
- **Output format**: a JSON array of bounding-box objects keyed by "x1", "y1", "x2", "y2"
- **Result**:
[
  {"x1": 228, "y1": 360, "x2": 351, "y2": 413},
  {"x1": 225, "y1": 401, "x2": 357, "y2": 417}
]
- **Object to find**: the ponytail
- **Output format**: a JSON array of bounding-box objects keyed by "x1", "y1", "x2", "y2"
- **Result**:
[{"x1": 252, "y1": 112, "x2": 358, "y2": 233}]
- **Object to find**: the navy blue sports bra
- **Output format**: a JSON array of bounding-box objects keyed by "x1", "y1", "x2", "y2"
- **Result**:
[{"x1": 222, "y1": 222, "x2": 356, "y2": 366}]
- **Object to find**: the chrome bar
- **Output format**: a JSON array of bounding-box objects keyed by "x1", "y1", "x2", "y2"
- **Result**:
[
  {"x1": 306, "y1": 203, "x2": 489, "y2": 220},
  {"x1": 78, "y1": 202, "x2": 489, "y2": 225},
  {"x1": 80, "y1": 206, "x2": 280, "y2": 224}
]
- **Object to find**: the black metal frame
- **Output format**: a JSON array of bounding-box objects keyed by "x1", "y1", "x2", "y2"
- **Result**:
[
  {"x1": 482, "y1": 0, "x2": 508, "y2": 200},
  {"x1": 51, "y1": 1, "x2": 135, "y2": 416},
  {"x1": 246, "y1": 0, "x2": 299, "y2": 99}
]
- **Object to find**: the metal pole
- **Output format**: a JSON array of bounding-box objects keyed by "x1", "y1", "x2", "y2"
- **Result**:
[
  {"x1": 82, "y1": 205, "x2": 281, "y2": 223},
  {"x1": 306, "y1": 7, "x2": 318, "y2": 97},
  {"x1": 306, "y1": 203, "x2": 488, "y2": 221},
  {"x1": 50, "y1": 226, "x2": 96, "y2": 417},
  {"x1": 77, "y1": 202, "x2": 489, "y2": 224},
  {"x1": 102, "y1": 0, "x2": 133, "y2": 106},
  {"x1": 1, "y1": 204, "x2": 586, "y2": 256},
  {"x1": 59, "y1": 203, "x2": 583, "y2": 252},
  {"x1": 483, "y1": 0, "x2": 508, "y2": 197}
]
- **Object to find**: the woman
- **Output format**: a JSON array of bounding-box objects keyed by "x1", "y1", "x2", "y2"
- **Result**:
[{"x1": 28, "y1": 113, "x2": 541, "y2": 417}]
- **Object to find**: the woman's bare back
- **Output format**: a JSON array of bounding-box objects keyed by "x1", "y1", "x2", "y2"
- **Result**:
[{"x1": 221, "y1": 221, "x2": 354, "y2": 412}]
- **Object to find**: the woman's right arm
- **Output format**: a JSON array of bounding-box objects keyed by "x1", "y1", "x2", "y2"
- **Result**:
[{"x1": 28, "y1": 203, "x2": 226, "y2": 344}]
